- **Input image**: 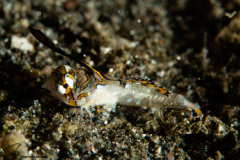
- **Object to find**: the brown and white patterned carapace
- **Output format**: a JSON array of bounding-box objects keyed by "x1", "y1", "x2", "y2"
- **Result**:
[{"x1": 29, "y1": 27, "x2": 202, "y2": 119}]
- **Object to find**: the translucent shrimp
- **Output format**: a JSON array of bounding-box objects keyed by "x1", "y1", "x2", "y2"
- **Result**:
[{"x1": 29, "y1": 27, "x2": 202, "y2": 119}]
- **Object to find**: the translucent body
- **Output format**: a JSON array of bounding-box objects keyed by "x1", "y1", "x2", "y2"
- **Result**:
[{"x1": 43, "y1": 65, "x2": 202, "y2": 118}]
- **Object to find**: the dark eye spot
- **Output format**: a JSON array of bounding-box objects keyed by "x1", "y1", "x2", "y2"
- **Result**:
[{"x1": 63, "y1": 83, "x2": 69, "y2": 88}]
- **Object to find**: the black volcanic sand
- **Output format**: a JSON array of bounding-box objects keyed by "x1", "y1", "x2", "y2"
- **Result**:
[{"x1": 0, "y1": 0, "x2": 239, "y2": 159}]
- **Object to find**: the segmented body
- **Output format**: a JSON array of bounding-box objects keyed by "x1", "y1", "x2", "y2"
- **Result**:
[
  {"x1": 28, "y1": 27, "x2": 202, "y2": 119},
  {"x1": 43, "y1": 65, "x2": 202, "y2": 118}
]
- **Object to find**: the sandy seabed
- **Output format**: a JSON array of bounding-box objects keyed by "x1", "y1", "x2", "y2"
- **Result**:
[{"x1": 0, "y1": 0, "x2": 239, "y2": 159}]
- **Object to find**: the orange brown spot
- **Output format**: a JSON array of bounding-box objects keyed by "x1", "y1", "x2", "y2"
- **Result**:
[
  {"x1": 81, "y1": 73, "x2": 90, "y2": 91},
  {"x1": 56, "y1": 65, "x2": 67, "y2": 74},
  {"x1": 156, "y1": 87, "x2": 169, "y2": 96},
  {"x1": 66, "y1": 75, "x2": 73, "y2": 80},
  {"x1": 139, "y1": 80, "x2": 148, "y2": 84},
  {"x1": 146, "y1": 84, "x2": 156, "y2": 87},
  {"x1": 64, "y1": 88, "x2": 76, "y2": 106},
  {"x1": 96, "y1": 110, "x2": 102, "y2": 114},
  {"x1": 77, "y1": 93, "x2": 88, "y2": 100},
  {"x1": 68, "y1": 69, "x2": 75, "y2": 76}
]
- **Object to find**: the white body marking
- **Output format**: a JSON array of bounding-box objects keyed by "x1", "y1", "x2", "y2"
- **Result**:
[
  {"x1": 28, "y1": 27, "x2": 203, "y2": 119},
  {"x1": 43, "y1": 65, "x2": 203, "y2": 118},
  {"x1": 89, "y1": 85, "x2": 119, "y2": 105}
]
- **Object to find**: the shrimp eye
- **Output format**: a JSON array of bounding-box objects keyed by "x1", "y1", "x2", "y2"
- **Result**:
[{"x1": 63, "y1": 83, "x2": 69, "y2": 88}]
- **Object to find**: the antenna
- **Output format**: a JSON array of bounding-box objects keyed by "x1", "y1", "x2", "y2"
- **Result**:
[{"x1": 28, "y1": 26, "x2": 108, "y2": 80}]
